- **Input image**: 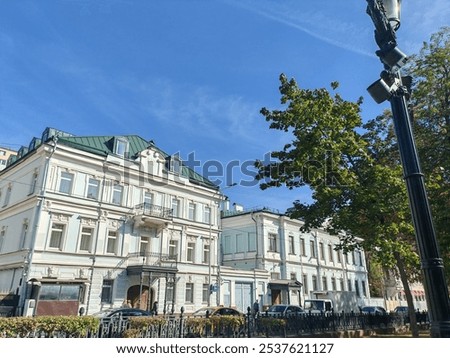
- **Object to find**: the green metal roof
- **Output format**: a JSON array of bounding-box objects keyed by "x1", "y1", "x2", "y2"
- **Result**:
[{"x1": 57, "y1": 134, "x2": 217, "y2": 190}]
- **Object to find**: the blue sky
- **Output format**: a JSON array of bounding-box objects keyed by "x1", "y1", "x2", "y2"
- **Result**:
[{"x1": 1, "y1": 0, "x2": 449, "y2": 212}]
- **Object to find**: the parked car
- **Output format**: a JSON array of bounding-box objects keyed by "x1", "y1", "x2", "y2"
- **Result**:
[
  {"x1": 192, "y1": 306, "x2": 243, "y2": 317},
  {"x1": 393, "y1": 306, "x2": 409, "y2": 315},
  {"x1": 103, "y1": 308, "x2": 152, "y2": 318},
  {"x1": 360, "y1": 306, "x2": 387, "y2": 315},
  {"x1": 265, "y1": 304, "x2": 306, "y2": 318}
]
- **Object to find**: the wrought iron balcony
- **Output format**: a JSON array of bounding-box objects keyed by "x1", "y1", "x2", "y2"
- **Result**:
[
  {"x1": 127, "y1": 251, "x2": 178, "y2": 275},
  {"x1": 133, "y1": 203, "x2": 173, "y2": 227}
]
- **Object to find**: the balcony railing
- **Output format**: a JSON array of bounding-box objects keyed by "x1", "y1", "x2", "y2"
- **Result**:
[
  {"x1": 135, "y1": 203, "x2": 173, "y2": 219},
  {"x1": 127, "y1": 251, "x2": 178, "y2": 270}
]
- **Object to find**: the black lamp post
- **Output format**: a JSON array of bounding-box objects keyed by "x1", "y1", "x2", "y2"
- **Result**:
[{"x1": 366, "y1": 0, "x2": 450, "y2": 337}]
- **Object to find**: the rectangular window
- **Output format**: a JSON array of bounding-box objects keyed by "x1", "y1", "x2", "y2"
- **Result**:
[
  {"x1": 20, "y1": 222, "x2": 28, "y2": 248},
  {"x1": 302, "y1": 274, "x2": 308, "y2": 294},
  {"x1": 79, "y1": 227, "x2": 94, "y2": 252},
  {"x1": 236, "y1": 233, "x2": 246, "y2": 252},
  {"x1": 171, "y1": 198, "x2": 180, "y2": 218},
  {"x1": 202, "y1": 284, "x2": 209, "y2": 303},
  {"x1": 49, "y1": 223, "x2": 65, "y2": 249},
  {"x1": 337, "y1": 250, "x2": 342, "y2": 263},
  {"x1": 59, "y1": 172, "x2": 74, "y2": 194},
  {"x1": 328, "y1": 244, "x2": 334, "y2": 262},
  {"x1": 185, "y1": 283, "x2": 194, "y2": 303},
  {"x1": 101, "y1": 279, "x2": 114, "y2": 303},
  {"x1": 355, "y1": 280, "x2": 360, "y2": 297},
  {"x1": 290, "y1": 272, "x2": 297, "y2": 280},
  {"x1": 300, "y1": 238, "x2": 306, "y2": 256},
  {"x1": 112, "y1": 184, "x2": 123, "y2": 205},
  {"x1": 358, "y1": 251, "x2": 363, "y2": 266},
  {"x1": 0, "y1": 228, "x2": 5, "y2": 252},
  {"x1": 188, "y1": 202, "x2": 196, "y2": 221},
  {"x1": 223, "y1": 235, "x2": 232, "y2": 254},
  {"x1": 114, "y1": 138, "x2": 128, "y2": 157},
  {"x1": 169, "y1": 240, "x2": 178, "y2": 259},
  {"x1": 322, "y1": 276, "x2": 328, "y2": 291},
  {"x1": 339, "y1": 278, "x2": 344, "y2": 291},
  {"x1": 289, "y1": 235, "x2": 295, "y2": 255},
  {"x1": 106, "y1": 230, "x2": 118, "y2": 254},
  {"x1": 87, "y1": 178, "x2": 100, "y2": 199},
  {"x1": 319, "y1": 242, "x2": 325, "y2": 261},
  {"x1": 203, "y1": 206, "x2": 211, "y2": 224},
  {"x1": 3, "y1": 186, "x2": 11, "y2": 206},
  {"x1": 312, "y1": 275, "x2": 318, "y2": 291},
  {"x1": 248, "y1": 232, "x2": 256, "y2": 251},
  {"x1": 30, "y1": 172, "x2": 38, "y2": 195},
  {"x1": 140, "y1": 236, "x2": 149, "y2": 254},
  {"x1": 144, "y1": 191, "x2": 153, "y2": 205},
  {"x1": 362, "y1": 281, "x2": 366, "y2": 297},
  {"x1": 347, "y1": 279, "x2": 352, "y2": 292},
  {"x1": 310, "y1": 240, "x2": 316, "y2": 258},
  {"x1": 187, "y1": 242, "x2": 195, "y2": 262},
  {"x1": 203, "y1": 244, "x2": 210, "y2": 264},
  {"x1": 331, "y1": 277, "x2": 337, "y2": 291},
  {"x1": 269, "y1": 233, "x2": 278, "y2": 252}
]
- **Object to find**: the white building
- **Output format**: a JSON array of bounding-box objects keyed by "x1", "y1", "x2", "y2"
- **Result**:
[
  {"x1": 0, "y1": 127, "x2": 232, "y2": 316},
  {"x1": 220, "y1": 207, "x2": 370, "y2": 311}
]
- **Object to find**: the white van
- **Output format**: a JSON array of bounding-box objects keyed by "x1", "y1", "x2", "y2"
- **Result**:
[{"x1": 303, "y1": 299, "x2": 333, "y2": 314}]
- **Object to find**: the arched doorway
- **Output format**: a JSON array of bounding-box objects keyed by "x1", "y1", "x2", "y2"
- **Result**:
[{"x1": 127, "y1": 285, "x2": 154, "y2": 311}]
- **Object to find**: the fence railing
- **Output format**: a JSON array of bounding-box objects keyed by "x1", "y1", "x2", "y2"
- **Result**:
[{"x1": 88, "y1": 310, "x2": 428, "y2": 338}]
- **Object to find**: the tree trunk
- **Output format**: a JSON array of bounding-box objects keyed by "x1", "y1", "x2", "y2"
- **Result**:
[{"x1": 394, "y1": 252, "x2": 419, "y2": 337}]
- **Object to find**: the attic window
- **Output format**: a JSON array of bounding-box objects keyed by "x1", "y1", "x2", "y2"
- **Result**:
[
  {"x1": 166, "y1": 155, "x2": 182, "y2": 174},
  {"x1": 114, "y1": 137, "x2": 129, "y2": 157}
]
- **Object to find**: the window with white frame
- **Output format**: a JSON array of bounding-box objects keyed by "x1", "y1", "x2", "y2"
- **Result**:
[
  {"x1": 268, "y1": 233, "x2": 278, "y2": 252},
  {"x1": 3, "y1": 185, "x2": 11, "y2": 207},
  {"x1": 79, "y1": 227, "x2": 94, "y2": 252},
  {"x1": 0, "y1": 227, "x2": 5, "y2": 252},
  {"x1": 87, "y1": 178, "x2": 100, "y2": 199},
  {"x1": 114, "y1": 137, "x2": 128, "y2": 157},
  {"x1": 106, "y1": 230, "x2": 118, "y2": 254},
  {"x1": 339, "y1": 278, "x2": 344, "y2": 291},
  {"x1": 302, "y1": 274, "x2": 308, "y2": 294},
  {"x1": 140, "y1": 236, "x2": 149, "y2": 254},
  {"x1": 30, "y1": 171, "x2": 39, "y2": 195},
  {"x1": 203, "y1": 206, "x2": 211, "y2": 224},
  {"x1": 171, "y1": 197, "x2": 180, "y2": 218},
  {"x1": 20, "y1": 221, "x2": 29, "y2": 248},
  {"x1": 202, "y1": 284, "x2": 209, "y2": 303},
  {"x1": 187, "y1": 242, "x2": 195, "y2": 262},
  {"x1": 289, "y1": 235, "x2": 295, "y2": 255},
  {"x1": 312, "y1": 275, "x2": 318, "y2": 291},
  {"x1": 59, "y1": 172, "x2": 74, "y2": 194},
  {"x1": 322, "y1": 276, "x2": 328, "y2": 291},
  {"x1": 328, "y1": 244, "x2": 334, "y2": 262},
  {"x1": 112, "y1": 183, "x2": 123, "y2": 205},
  {"x1": 347, "y1": 279, "x2": 352, "y2": 291},
  {"x1": 101, "y1": 279, "x2": 114, "y2": 303},
  {"x1": 331, "y1": 277, "x2": 337, "y2": 291},
  {"x1": 49, "y1": 223, "x2": 65, "y2": 249},
  {"x1": 144, "y1": 191, "x2": 153, "y2": 205},
  {"x1": 300, "y1": 238, "x2": 306, "y2": 256},
  {"x1": 203, "y1": 243, "x2": 210, "y2": 264},
  {"x1": 185, "y1": 283, "x2": 194, "y2": 303},
  {"x1": 310, "y1": 240, "x2": 316, "y2": 258},
  {"x1": 188, "y1": 202, "x2": 196, "y2": 221},
  {"x1": 169, "y1": 240, "x2": 178, "y2": 259},
  {"x1": 319, "y1": 242, "x2": 325, "y2": 261}
]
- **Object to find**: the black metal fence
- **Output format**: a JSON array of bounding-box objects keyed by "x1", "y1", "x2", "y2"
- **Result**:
[{"x1": 90, "y1": 309, "x2": 428, "y2": 338}]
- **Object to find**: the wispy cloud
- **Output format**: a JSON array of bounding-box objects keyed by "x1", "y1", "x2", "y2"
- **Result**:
[{"x1": 222, "y1": 0, "x2": 375, "y2": 58}]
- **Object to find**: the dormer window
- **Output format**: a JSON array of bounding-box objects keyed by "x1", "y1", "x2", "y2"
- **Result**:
[
  {"x1": 114, "y1": 137, "x2": 129, "y2": 157},
  {"x1": 166, "y1": 155, "x2": 182, "y2": 174}
]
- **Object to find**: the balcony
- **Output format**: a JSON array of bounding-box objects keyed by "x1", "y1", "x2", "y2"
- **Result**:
[
  {"x1": 133, "y1": 203, "x2": 172, "y2": 227},
  {"x1": 127, "y1": 251, "x2": 178, "y2": 275}
]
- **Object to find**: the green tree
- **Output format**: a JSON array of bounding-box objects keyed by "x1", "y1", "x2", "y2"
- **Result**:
[
  {"x1": 407, "y1": 27, "x2": 450, "y2": 283},
  {"x1": 255, "y1": 74, "x2": 421, "y2": 335}
]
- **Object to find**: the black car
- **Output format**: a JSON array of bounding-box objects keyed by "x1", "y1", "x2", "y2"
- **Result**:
[
  {"x1": 192, "y1": 306, "x2": 243, "y2": 317},
  {"x1": 105, "y1": 308, "x2": 152, "y2": 318}
]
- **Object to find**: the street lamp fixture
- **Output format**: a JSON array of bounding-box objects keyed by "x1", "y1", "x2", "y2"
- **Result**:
[{"x1": 366, "y1": 0, "x2": 450, "y2": 337}]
